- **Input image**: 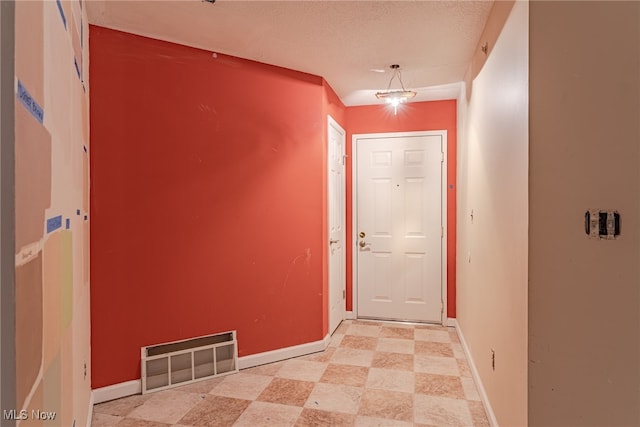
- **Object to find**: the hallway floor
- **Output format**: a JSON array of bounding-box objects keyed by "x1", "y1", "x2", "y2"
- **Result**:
[{"x1": 91, "y1": 320, "x2": 490, "y2": 426}]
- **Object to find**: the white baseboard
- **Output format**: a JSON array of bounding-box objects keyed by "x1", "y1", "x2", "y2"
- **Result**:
[
  {"x1": 86, "y1": 389, "x2": 95, "y2": 426},
  {"x1": 323, "y1": 333, "x2": 332, "y2": 347},
  {"x1": 345, "y1": 311, "x2": 356, "y2": 320},
  {"x1": 447, "y1": 317, "x2": 456, "y2": 327},
  {"x1": 93, "y1": 380, "x2": 141, "y2": 405},
  {"x1": 237, "y1": 334, "x2": 330, "y2": 369},
  {"x1": 91, "y1": 335, "x2": 331, "y2": 406},
  {"x1": 453, "y1": 320, "x2": 499, "y2": 427}
]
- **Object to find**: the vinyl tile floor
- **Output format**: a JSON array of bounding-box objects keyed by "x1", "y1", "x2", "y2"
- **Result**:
[{"x1": 92, "y1": 320, "x2": 490, "y2": 426}]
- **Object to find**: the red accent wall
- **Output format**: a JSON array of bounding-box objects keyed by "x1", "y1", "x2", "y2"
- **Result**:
[
  {"x1": 90, "y1": 25, "x2": 456, "y2": 388},
  {"x1": 345, "y1": 102, "x2": 457, "y2": 317},
  {"x1": 323, "y1": 80, "x2": 347, "y2": 126},
  {"x1": 89, "y1": 26, "x2": 330, "y2": 388}
]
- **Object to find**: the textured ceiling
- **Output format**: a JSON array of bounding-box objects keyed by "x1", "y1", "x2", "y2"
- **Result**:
[{"x1": 87, "y1": 1, "x2": 493, "y2": 106}]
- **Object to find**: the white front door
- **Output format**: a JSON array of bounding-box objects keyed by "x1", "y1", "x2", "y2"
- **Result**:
[
  {"x1": 328, "y1": 116, "x2": 346, "y2": 334},
  {"x1": 355, "y1": 132, "x2": 445, "y2": 323}
]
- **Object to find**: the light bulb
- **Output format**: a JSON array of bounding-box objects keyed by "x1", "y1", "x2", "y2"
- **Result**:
[{"x1": 388, "y1": 97, "x2": 402, "y2": 115}]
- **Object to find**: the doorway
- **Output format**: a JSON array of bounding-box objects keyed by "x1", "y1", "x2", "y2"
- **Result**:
[
  {"x1": 353, "y1": 131, "x2": 446, "y2": 324},
  {"x1": 328, "y1": 116, "x2": 346, "y2": 334}
]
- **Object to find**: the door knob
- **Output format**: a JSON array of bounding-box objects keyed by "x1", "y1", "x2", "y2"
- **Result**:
[{"x1": 359, "y1": 240, "x2": 367, "y2": 248}]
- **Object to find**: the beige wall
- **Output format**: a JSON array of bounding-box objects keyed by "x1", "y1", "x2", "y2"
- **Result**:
[
  {"x1": 14, "y1": 0, "x2": 91, "y2": 425},
  {"x1": 457, "y1": 1, "x2": 528, "y2": 426},
  {"x1": 529, "y1": 2, "x2": 640, "y2": 425}
]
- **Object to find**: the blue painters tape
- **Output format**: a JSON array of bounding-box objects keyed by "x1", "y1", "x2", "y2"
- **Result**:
[
  {"x1": 74, "y1": 58, "x2": 81, "y2": 80},
  {"x1": 77, "y1": 209, "x2": 81, "y2": 215},
  {"x1": 56, "y1": 0, "x2": 67, "y2": 30},
  {"x1": 47, "y1": 215, "x2": 62, "y2": 233},
  {"x1": 66, "y1": 218, "x2": 70, "y2": 229},
  {"x1": 17, "y1": 81, "x2": 44, "y2": 124}
]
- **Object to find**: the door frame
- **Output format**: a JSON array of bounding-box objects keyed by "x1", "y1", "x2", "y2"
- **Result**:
[
  {"x1": 351, "y1": 130, "x2": 448, "y2": 325},
  {"x1": 327, "y1": 115, "x2": 346, "y2": 334}
]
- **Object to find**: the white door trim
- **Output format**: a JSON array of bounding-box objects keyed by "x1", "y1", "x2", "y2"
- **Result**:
[
  {"x1": 328, "y1": 115, "x2": 346, "y2": 333},
  {"x1": 351, "y1": 130, "x2": 448, "y2": 325}
]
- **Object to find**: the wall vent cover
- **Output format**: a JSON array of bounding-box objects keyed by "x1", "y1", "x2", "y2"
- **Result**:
[{"x1": 141, "y1": 331, "x2": 238, "y2": 394}]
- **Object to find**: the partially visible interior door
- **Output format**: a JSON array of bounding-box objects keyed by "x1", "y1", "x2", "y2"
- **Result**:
[
  {"x1": 328, "y1": 116, "x2": 346, "y2": 334},
  {"x1": 356, "y1": 132, "x2": 445, "y2": 323}
]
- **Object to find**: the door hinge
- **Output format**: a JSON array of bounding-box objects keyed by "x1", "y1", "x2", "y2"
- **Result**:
[
  {"x1": 441, "y1": 227, "x2": 444, "y2": 238},
  {"x1": 441, "y1": 152, "x2": 444, "y2": 163},
  {"x1": 343, "y1": 289, "x2": 346, "y2": 299}
]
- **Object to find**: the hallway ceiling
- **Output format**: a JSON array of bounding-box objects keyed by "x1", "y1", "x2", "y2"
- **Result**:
[{"x1": 87, "y1": 0, "x2": 493, "y2": 106}]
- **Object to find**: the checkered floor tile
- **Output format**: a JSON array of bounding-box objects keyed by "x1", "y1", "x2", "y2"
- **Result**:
[{"x1": 92, "y1": 320, "x2": 490, "y2": 426}]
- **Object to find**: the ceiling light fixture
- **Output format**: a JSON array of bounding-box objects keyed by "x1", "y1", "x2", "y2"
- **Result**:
[{"x1": 375, "y1": 64, "x2": 416, "y2": 114}]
